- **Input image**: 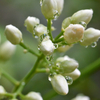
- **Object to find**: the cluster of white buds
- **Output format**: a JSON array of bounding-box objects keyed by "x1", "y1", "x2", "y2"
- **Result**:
[
  {"x1": 22, "y1": 91, "x2": 43, "y2": 100},
  {"x1": 0, "y1": 85, "x2": 6, "y2": 99},
  {"x1": 61, "y1": 9, "x2": 100, "y2": 46},
  {"x1": 71, "y1": 94, "x2": 90, "y2": 100},
  {"x1": 41, "y1": 0, "x2": 64, "y2": 19},
  {"x1": 5, "y1": 24, "x2": 23, "y2": 45},
  {"x1": 40, "y1": 36, "x2": 55, "y2": 55},
  {"x1": 49, "y1": 55, "x2": 80, "y2": 95},
  {"x1": 62, "y1": 9, "x2": 93, "y2": 30},
  {"x1": 0, "y1": 41, "x2": 16, "y2": 61}
]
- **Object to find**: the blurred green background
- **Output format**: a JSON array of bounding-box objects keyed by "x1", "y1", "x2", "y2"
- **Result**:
[{"x1": 0, "y1": 0, "x2": 100, "y2": 100}]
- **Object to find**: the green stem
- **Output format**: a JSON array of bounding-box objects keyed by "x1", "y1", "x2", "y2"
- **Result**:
[
  {"x1": 19, "y1": 42, "x2": 40, "y2": 57},
  {"x1": 36, "y1": 68, "x2": 50, "y2": 73},
  {"x1": 53, "y1": 37, "x2": 64, "y2": 43},
  {"x1": 1, "y1": 68, "x2": 19, "y2": 86},
  {"x1": 54, "y1": 30, "x2": 64, "y2": 41},
  {"x1": 73, "y1": 58, "x2": 100, "y2": 85},
  {"x1": 13, "y1": 54, "x2": 44, "y2": 93},
  {"x1": 47, "y1": 19, "x2": 53, "y2": 41}
]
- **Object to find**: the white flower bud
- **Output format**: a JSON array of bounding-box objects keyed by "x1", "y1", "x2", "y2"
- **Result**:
[
  {"x1": 57, "y1": 44, "x2": 73, "y2": 52},
  {"x1": 40, "y1": 37, "x2": 55, "y2": 55},
  {"x1": 5, "y1": 25, "x2": 22, "y2": 45},
  {"x1": 71, "y1": 9, "x2": 93, "y2": 24},
  {"x1": 24, "y1": 16, "x2": 40, "y2": 33},
  {"x1": 72, "y1": 94, "x2": 90, "y2": 100},
  {"x1": 0, "y1": 85, "x2": 6, "y2": 99},
  {"x1": 34, "y1": 24, "x2": 47, "y2": 37},
  {"x1": 41, "y1": 0, "x2": 64, "y2": 19},
  {"x1": 63, "y1": 69, "x2": 81, "y2": 80},
  {"x1": 62, "y1": 17, "x2": 72, "y2": 30},
  {"x1": 24, "y1": 92, "x2": 43, "y2": 100},
  {"x1": 50, "y1": 74, "x2": 69, "y2": 95},
  {"x1": 64, "y1": 24, "x2": 84, "y2": 44},
  {"x1": 60, "y1": 58, "x2": 79, "y2": 73},
  {"x1": 80, "y1": 28, "x2": 100, "y2": 46},
  {"x1": 56, "y1": 56, "x2": 79, "y2": 73},
  {"x1": 0, "y1": 41, "x2": 16, "y2": 61}
]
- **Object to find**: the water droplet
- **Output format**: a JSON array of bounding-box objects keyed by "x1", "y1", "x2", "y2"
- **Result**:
[
  {"x1": 56, "y1": 63, "x2": 60, "y2": 68},
  {"x1": 40, "y1": 0, "x2": 43, "y2": 6},
  {"x1": 46, "y1": 55, "x2": 53, "y2": 61},
  {"x1": 40, "y1": 34, "x2": 47, "y2": 42},
  {"x1": 33, "y1": 32, "x2": 39, "y2": 38},
  {"x1": 85, "y1": 45, "x2": 88, "y2": 48},
  {"x1": 38, "y1": 45, "x2": 40, "y2": 50},
  {"x1": 80, "y1": 38, "x2": 84, "y2": 42},
  {"x1": 91, "y1": 42, "x2": 97, "y2": 48},
  {"x1": 65, "y1": 76, "x2": 73, "y2": 85},
  {"x1": 79, "y1": 21, "x2": 87, "y2": 28},
  {"x1": 48, "y1": 76, "x2": 51, "y2": 81},
  {"x1": 54, "y1": 10, "x2": 59, "y2": 20},
  {"x1": 54, "y1": 43, "x2": 58, "y2": 49},
  {"x1": 23, "y1": 49, "x2": 28, "y2": 54},
  {"x1": 22, "y1": 82, "x2": 25, "y2": 86}
]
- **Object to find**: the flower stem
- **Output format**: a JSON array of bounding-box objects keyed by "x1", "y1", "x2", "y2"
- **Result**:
[
  {"x1": 73, "y1": 57, "x2": 100, "y2": 85},
  {"x1": 19, "y1": 42, "x2": 40, "y2": 57},
  {"x1": 1, "y1": 68, "x2": 19, "y2": 86},
  {"x1": 53, "y1": 37, "x2": 64, "y2": 43},
  {"x1": 47, "y1": 19, "x2": 53, "y2": 41},
  {"x1": 13, "y1": 54, "x2": 44, "y2": 93},
  {"x1": 54, "y1": 30, "x2": 64, "y2": 41}
]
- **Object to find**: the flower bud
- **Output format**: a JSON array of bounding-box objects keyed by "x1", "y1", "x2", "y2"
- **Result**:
[
  {"x1": 63, "y1": 69, "x2": 81, "y2": 80},
  {"x1": 24, "y1": 16, "x2": 40, "y2": 33},
  {"x1": 5, "y1": 25, "x2": 22, "y2": 45},
  {"x1": 80, "y1": 28, "x2": 100, "y2": 46},
  {"x1": 41, "y1": 0, "x2": 64, "y2": 19},
  {"x1": 34, "y1": 24, "x2": 47, "y2": 37},
  {"x1": 57, "y1": 44, "x2": 73, "y2": 52},
  {"x1": 72, "y1": 94, "x2": 90, "y2": 100},
  {"x1": 0, "y1": 85, "x2": 6, "y2": 99},
  {"x1": 24, "y1": 92, "x2": 43, "y2": 100},
  {"x1": 0, "y1": 41, "x2": 16, "y2": 61},
  {"x1": 62, "y1": 17, "x2": 72, "y2": 30},
  {"x1": 50, "y1": 74, "x2": 69, "y2": 95},
  {"x1": 71, "y1": 9, "x2": 93, "y2": 24},
  {"x1": 60, "y1": 58, "x2": 79, "y2": 73},
  {"x1": 64, "y1": 24, "x2": 84, "y2": 44},
  {"x1": 40, "y1": 37, "x2": 55, "y2": 55}
]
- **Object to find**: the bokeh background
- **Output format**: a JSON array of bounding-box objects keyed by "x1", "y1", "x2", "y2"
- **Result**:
[{"x1": 0, "y1": 0, "x2": 100, "y2": 100}]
